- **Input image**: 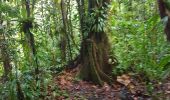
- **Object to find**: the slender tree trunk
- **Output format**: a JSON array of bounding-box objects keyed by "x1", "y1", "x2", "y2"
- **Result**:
[
  {"x1": 0, "y1": 33, "x2": 12, "y2": 81},
  {"x1": 60, "y1": 0, "x2": 68, "y2": 62},
  {"x1": 157, "y1": 0, "x2": 170, "y2": 41},
  {"x1": 76, "y1": 0, "x2": 86, "y2": 38},
  {"x1": 23, "y1": 0, "x2": 39, "y2": 75},
  {"x1": 61, "y1": 0, "x2": 73, "y2": 62},
  {"x1": 0, "y1": 4, "x2": 12, "y2": 81}
]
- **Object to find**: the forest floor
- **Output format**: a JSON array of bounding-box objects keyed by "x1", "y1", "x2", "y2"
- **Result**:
[{"x1": 48, "y1": 68, "x2": 170, "y2": 100}]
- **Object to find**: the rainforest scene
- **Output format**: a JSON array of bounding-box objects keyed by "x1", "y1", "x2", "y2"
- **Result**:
[{"x1": 0, "y1": 0, "x2": 170, "y2": 100}]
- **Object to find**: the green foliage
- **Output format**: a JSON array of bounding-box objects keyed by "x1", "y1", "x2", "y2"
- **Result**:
[
  {"x1": 90, "y1": 8, "x2": 107, "y2": 32},
  {"x1": 110, "y1": 0, "x2": 170, "y2": 82},
  {"x1": 0, "y1": 68, "x2": 53, "y2": 99},
  {"x1": 0, "y1": 2, "x2": 19, "y2": 18},
  {"x1": 0, "y1": 80, "x2": 17, "y2": 100},
  {"x1": 160, "y1": 54, "x2": 170, "y2": 79},
  {"x1": 164, "y1": 0, "x2": 170, "y2": 10},
  {"x1": 0, "y1": 0, "x2": 76, "y2": 100}
]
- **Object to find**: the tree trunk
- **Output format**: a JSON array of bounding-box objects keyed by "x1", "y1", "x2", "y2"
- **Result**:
[
  {"x1": 79, "y1": 32, "x2": 112, "y2": 85},
  {"x1": 20, "y1": 0, "x2": 39, "y2": 81},
  {"x1": 60, "y1": 0, "x2": 73, "y2": 62},
  {"x1": 0, "y1": 7, "x2": 12, "y2": 81},
  {"x1": 0, "y1": 35, "x2": 12, "y2": 81},
  {"x1": 157, "y1": 0, "x2": 170, "y2": 41},
  {"x1": 75, "y1": 0, "x2": 113, "y2": 85}
]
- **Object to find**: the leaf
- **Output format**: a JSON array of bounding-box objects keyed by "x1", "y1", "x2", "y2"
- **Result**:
[
  {"x1": 159, "y1": 55, "x2": 170, "y2": 79},
  {"x1": 162, "y1": 67, "x2": 170, "y2": 80},
  {"x1": 159, "y1": 55, "x2": 170, "y2": 68},
  {"x1": 102, "y1": 82, "x2": 111, "y2": 92},
  {"x1": 60, "y1": 76, "x2": 67, "y2": 85},
  {"x1": 117, "y1": 74, "x2": 131, "y2": 86},
  {"x1": 162, "y1": 16, "x2": 169, "y2": 26},
  {"x1": 54, "y1": 0, "x2": 61, "y2": 4}
]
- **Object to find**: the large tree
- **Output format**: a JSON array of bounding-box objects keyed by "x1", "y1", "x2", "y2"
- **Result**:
[{"x1": 75, "y1": 0, "x2": 114, "y2": 85}]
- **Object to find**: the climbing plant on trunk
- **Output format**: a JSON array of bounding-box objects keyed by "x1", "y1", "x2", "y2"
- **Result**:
[{"x1": 20, "y1": 0, "x2": 39, "y2": 76}]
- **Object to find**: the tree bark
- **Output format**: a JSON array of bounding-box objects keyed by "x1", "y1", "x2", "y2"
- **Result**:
[
  {"x1": 0, "y1": 4, "x2": 12, "y2": 81},
  {"x1": 61, "y1": 0, "x2": 73, "y2": 62},
  {"x1": 0, "y1": 34, "x2": 12, "y2": 81},
  {"x1": 157, "y1": 0, "x2": 170, "y2": 41},
  {"x1": 24, "y1": 0, "x2": 39, "y2": 73}
]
